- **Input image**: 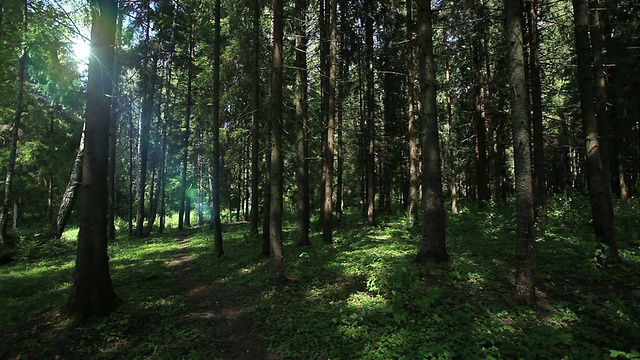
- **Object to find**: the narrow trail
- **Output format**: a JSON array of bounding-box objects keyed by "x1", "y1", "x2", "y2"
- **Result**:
[{"x1": 168, "y1": 236, "x2": 269, "y2": 359}]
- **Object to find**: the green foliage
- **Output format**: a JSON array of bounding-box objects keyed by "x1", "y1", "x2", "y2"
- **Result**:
[{"x1": 1, "y1": 195, "x2": 639, "y2": 358}]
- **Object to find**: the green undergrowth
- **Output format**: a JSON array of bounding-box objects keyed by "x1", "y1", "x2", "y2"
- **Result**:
[
  {"x1": 0, "y1": 228, "x2": 223, "y2": 359},
  {"x1": 1, "y1": 194, "x2": 639, "y2": 359}
]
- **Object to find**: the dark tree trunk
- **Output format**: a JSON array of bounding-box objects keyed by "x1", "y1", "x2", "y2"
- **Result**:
[
  {"x1": 573, "y1": 0, "x2": 619, "y2": 262},
  {"x1": 107, "y1": 7, "x2": 124, "y2": 241},
  {"x1": 365, "y1": 2, "x2": 376, "y2": 227},
  {"x1": 249, "y1": 0, "x2": 260, "y2": 237},
  {"x1": 415, "y1": 0, "x2": 448, "y2": 264},
  {"x1": 0, "y1": 0, "x2": 27, "y2": 245},
  {"x1": 590, "y1": 1, "x2": 611, "y2": 193},
  {"x1": 527, "y1": 0, "x2": 546, "y2": 219},
  {"x1": 180, "y1": 30, "x2": 194, "y2": 231},
  {"x1": 212, "y1": 0, "x2": 224, "y2": 257},
  {"x1": 49, "y1": 125, "x2": 85, "y2": 239},
  {"x1": 506, "y1": 0, "x2": 536, "y2": 305},
  {"x1": 136, "y1": 10, "x2": 153, "y2": 237},
  {"x1": 295, "y1": 0, "x2": 311, "y2": 246},
  {"x1": 67, "y1": 0, "x2": 119, "y2": 318},
  {"x1": 407, "y1": 0, "x2": 420, "y2": 224},
  {"x1": 269, "y1": 0, "x2": 285, "y2": 279},
  {"x1": 322, "y1": 0, "x2": 337, "y2": 244},
  {"x1": 128, "y1": 105, "x2": 134, "y2": 236}
]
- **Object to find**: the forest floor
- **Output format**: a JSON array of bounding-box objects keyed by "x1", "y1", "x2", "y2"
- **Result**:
[
  {"x1": 168, "y1": 234, "x2": 268, "y2": 359},
  {"x1": 1, "y1": 193, "x2": 640, "y2": 359}
]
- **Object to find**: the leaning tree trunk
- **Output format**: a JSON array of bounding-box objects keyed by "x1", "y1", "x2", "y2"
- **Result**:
[
  {"x1": 0, "y1": 0, "x2": 27, "y2": 245},
  {"x1": 49, "y1": 124, "x2": 85, "y2": 239},
  {"x1": 506, "y1": 0, "x2": 537, "y2": 305},
  {"x1": 415, "y1": 0, "x2": 448, "y2": 264},
  {"x1": 573, "y1": 0, "x2": 619, "y2": 263},
  {"x1": 67, "y1": 0, "x2": 119, "y2": 318}
]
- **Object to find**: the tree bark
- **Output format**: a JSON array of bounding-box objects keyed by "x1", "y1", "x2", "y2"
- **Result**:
[
  {"x1": 506, "y1": 0, "x2": 536, "y2": 304},
  {"x1": 0, "y1": 0, "x2": 27, "y2": 245},
  {"x1": 67, "y1": 0, "x2": 119, "y2": 318},
  {"x1": 249, "y1": 0, "x2": 261, "y2": 237},
  {"x1": 526, "y1": 0, "x2": 546, "y2": 218},
  {"x1": 107, "y1": 6, "x2": 124, "y2": 240},
  {"x1": 212, "y1": 0, "x2": 224, "y2": 257},
  {"x1": 573, "y1": 0, "x2": 619, "y2": 262},
  {"x1": 49, "y1": 124, "x2": 85, "y2": 239},
  {"x1": 407, "y1": 0, "x2": 420, "y2": 224},
  {"x1": 365, "y1": 2, "x2": 376, "y2": 227},
  {"x1": 415, "y1": 0, "x2": 448, "y2": 264},
  {"x1": 136, "y1": 8, "x2": 153, "y2": 237},
  {"x1": 269, "y1": 0, "x2": 285, "y2": 279},
  {"x1": 295, "y1": 0, "x2": 311, "y2": 246},
  {"x1": 322, "y1": 0, "x2": 337, "y2": 244},
  {"x1": 180, "y1": 29, "x2": 194, "y2": 231}
]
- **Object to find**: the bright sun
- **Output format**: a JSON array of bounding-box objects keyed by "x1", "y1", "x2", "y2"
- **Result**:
[{"x1": 72, "y1": 37, "x2": 91, "y2": 69}]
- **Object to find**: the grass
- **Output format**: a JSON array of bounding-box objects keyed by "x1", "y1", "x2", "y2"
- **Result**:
[{"x1": 1, "y1": 193, "x2": 640, "y2": 359}]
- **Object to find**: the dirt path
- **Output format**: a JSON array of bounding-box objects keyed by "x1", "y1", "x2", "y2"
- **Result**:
[{"x1": 168, "y1": 237, "x2": 269, "y2": 359}]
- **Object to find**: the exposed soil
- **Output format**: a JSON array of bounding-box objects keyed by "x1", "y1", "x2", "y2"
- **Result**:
[{"x1": 168, "y1": 237, "x2": 270, "y2": 359}]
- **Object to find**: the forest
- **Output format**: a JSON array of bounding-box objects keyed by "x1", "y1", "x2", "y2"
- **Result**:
[{"x1": 1, "y1": 0, "x2": 639, "y2": 358}]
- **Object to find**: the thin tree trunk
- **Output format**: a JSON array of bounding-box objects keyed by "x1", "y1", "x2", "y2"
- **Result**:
[
  {"x1": 67, "y1": 0, "x2": 119, "y2": 318},
  {"x1": 49, "y1": 124, "x2": 85, "y2": 239},
  {"x1": 212, "y1": 0, "x2": 224, "y2": 257},
  {"x1": 590, "y1": 1, "x2": 611, "y2": 193},
  {"x1": 269, "y1": 0, "x2": 285, "y2": 279},
  {"x1": 180, "y1": 29, "x2": 194, "y2": 231},
  {"x1": 528, "y1": 0, "x2": 546, "y2": 219},
  {"x1": 128, "y1": 104, "x2": 134, "y2": 236},
  {"x1": 415, "y1": 0, "x2": 448, "y2": 264},
  {"x1": 407, "y1": 0, "x2": 420, "y2": 224},
  {"x1": 0, "y1": 0, "x2": 27, "y2": 244},
  {"x1": 107, "y1": 6, "x2": 124, "y2": 240},
  {"x1": 322, "y1": 0, "x2": 337, "y2": 244},
  {"x1": 250, "y1": 0, "x2": 261, "y2": 237},
  {"x1": 572, "y1": 0, "x2": 619, "y2": 263},
  {"x1": 295, "y1": 0, "x2": 311, "y2": 246},
  {"x1": 365, "y1": 2, "x2": 376, "y2": 227},
  {"x1": 506, "y1": 0, "x2": 536, "y2": 304},
  {"x1": 136, "y1": 10, "x2": 153, "y2": 237}
]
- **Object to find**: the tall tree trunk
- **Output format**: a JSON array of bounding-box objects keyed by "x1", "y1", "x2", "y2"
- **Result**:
[
  {"x1": 365, "y1": 2, "x2": 376, "y2": 227},
  {"x1": 269, "y1": 0, "x2": 285, "y2": 279},
  {"x1": 67, "y1": 0, "x2": 119, "y2": 318},
  {"x1": 49, "y1": 125, "x2": 85, "y2": 239},
  {"x1": 136, "y1": 10, "x2": 153, "y2": 237},
  {"x1": 128, "y1": 105, "x2": 134, "y2": 236},
  {"x1": 506, "y1": 0, "x2": 536, "y2": 304},
  {"x1": 590, "y1": 1, "x2": 611, "y2": 193},
  {"x1": 415, "y1": 0, "x2": 448, "y2": 264},
  {"x1": 407, "y1": 0, "x2": 420, "y2": 224},
  {"x1": 249, "y1": 0, "x2": 260, "y2": 237},
  {"x1": 472, "y1": 1, "x2": 490, "y2": 207},
  {"x1": 572, "y1": 0, "x2": 619, "y2": 262},
  {"x1": 212, "y1": 0, "x2": 224, "y2": 257},
  {"x1": 107, "y1": 6, "x2": 124, "y2": 240},
  {"x1": 322, "y1": 0, "x2": 337, "y2": 244},
  {"x1": 527, "y1": 0, "x2": 546, "y2": 219},
  {"x1": 180, "y1": 30, "x2": 194, "y2": 231},
  {"x1": 295, "y1": 0, "x2": 311, "y2": 246},
  {"x1": 0, "y1": 0, "x2": 27, "y2": 245}
]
